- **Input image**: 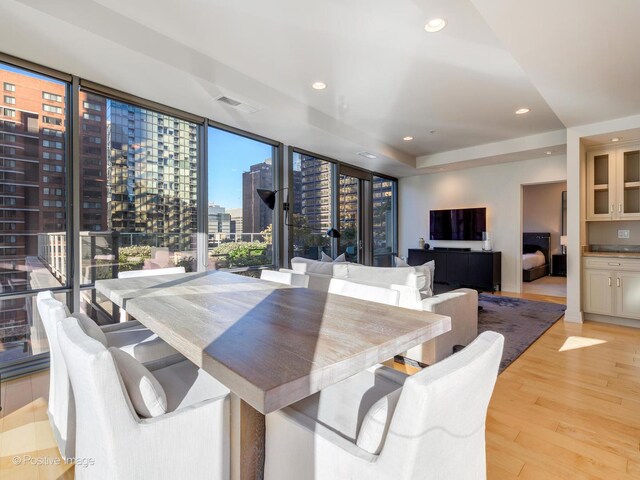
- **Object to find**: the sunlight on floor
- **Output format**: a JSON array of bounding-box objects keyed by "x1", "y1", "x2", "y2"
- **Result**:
[{"x1": 558, "y1": 335, "x2": 607, "y2": 352}]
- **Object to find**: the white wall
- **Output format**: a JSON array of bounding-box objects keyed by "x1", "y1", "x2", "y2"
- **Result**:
[
  {"x1": 399, "y1": 155, "x2": 567, "y2": 293},
  {"x1": 523, "y1": 181, "x2": 567, "y2": 255}
]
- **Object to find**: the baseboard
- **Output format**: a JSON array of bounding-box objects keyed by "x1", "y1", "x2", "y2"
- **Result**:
[
  {"x1": 563, "y1": 309, "x2": 583, "y2": 323},
  {"x1": 584, "y1": 313, "x2": 640, "y2": 329}
]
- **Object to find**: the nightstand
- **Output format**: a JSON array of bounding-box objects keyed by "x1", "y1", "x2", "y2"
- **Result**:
[{"x1": 551, "y1": 254, "x2": 567, "y2": 276}]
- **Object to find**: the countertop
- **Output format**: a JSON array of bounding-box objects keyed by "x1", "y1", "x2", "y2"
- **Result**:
[{"x1": 583, "y1": 251, "x2": 640, "y2": 259}]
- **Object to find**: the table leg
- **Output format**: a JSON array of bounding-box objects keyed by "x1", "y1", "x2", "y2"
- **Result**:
[{"x1": 230, "y1": 393, "x2": 265, "y2": 480}]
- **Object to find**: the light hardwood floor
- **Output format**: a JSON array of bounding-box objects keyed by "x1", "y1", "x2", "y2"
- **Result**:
[{"x1": 2, "y1": 292, "x2": 639, "y2": 479}]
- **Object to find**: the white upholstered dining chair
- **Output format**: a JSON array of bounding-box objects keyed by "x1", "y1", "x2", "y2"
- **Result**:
[
  {"x1": 58, "y1": 317, "x2": 230, "y2": 480},
  {"x1": 327, "y1": 277, "x2": 400, "y2": 306},
  {"x1": 264, "y1": 331, "x2": 504, "y2": 480},
  {"x1": 36, "y1": 291, "x2": 181, "y2": 460},
  {"x1": 117, "y1": 266, "x2": 186, "y2": 321},
  {"x1": 260, "y1": 269, "x2": 310, "y2": 288}
]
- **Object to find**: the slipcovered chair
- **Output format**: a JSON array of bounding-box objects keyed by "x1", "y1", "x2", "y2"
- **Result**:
[
  {"x1": 58, "y1": 317, "x2": 230, "y2": 480},
  {"x1": 260, "y1": 269, "x2": 310, "y2": 288},
  {"x1": 117, "y1": 266, "x2": 186, "y2": 321},
  {"x1": 264, "y1": 331, "x2": 504, "y2": 480},
  {"x1": 36, "y1": 291, "x2": 181, "y2": 459},
  {"x1": 327, "y1": 278, "x2": 400, "y2": 306}
]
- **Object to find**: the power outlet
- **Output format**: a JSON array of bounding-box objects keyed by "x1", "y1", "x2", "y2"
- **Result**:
[{"x1": 618, "y1": 229, "x2": 630, "y2": 239}]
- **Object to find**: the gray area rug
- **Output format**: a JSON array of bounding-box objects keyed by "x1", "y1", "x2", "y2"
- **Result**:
[{"x1": 478, "y1": 294, "x2": 566, "y2": 372}]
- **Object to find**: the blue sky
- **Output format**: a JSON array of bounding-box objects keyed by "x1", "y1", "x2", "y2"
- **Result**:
[{"x1": 207, "y1": 128, "x2": 273, "y2": 210}]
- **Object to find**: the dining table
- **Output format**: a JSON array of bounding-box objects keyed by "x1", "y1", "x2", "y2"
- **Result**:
[{"x1": 95, "y1": 269, "x2": 451, "y2": 480}]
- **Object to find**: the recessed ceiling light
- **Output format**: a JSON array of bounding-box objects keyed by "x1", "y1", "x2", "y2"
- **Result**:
[
  {"x1": 515, "y1": 108, "x2": 531, "y2": 115},
  {"x1": 424, "y1": 18, "x2": 447, "y2": 33},
  {"x1": 611, "y1": 137, "x2": 621, "y2": 142},
  {"x1": 545, "y1": 151, "x2": 553, "y2": 155},
  {"x1": 429, "y1": 129, "x2": 437, "y2": 134},
  {"x1": 403, "y1": 136, "x2": 414, "y2": 141},
  {"x1": 311, "y1": 82, "x2": 327, "y2": 90},
  {"x1": 357, "y1": 151, "x2": 377, "y2": 159}
]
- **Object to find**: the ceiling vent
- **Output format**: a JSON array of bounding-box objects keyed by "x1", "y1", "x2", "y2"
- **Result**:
[
  {"x1": 214, "y1": 95, "x2": 261, "y2": 114},
  {"x1": 357, "y1": 151, "x2": 377, "y2": 159}
]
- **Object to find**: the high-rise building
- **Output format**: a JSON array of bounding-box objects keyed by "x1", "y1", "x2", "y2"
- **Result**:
[
  {"x1": 227, "y1": 207, "x2": 243, "y2": 235},
  {"x1": 208, "y1": 203, "x2": 231, "y2": 234},
  {"x1": 242, "y1": 159, "x2": 273, "y2": 234},
  {"x1": 298, "y1": 155, "x2": 332, "y2": 232},
  {"x1": 0, "y1": 69, "x2": 69, "y2": 359},
  {"x1": 77, "y1": 95, "x2": 201, "y2": 251}
]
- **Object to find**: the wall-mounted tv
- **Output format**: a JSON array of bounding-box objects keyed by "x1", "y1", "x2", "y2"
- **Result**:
[{"x1": 430, "y1": 207, "x2": 486, "y2": 241}]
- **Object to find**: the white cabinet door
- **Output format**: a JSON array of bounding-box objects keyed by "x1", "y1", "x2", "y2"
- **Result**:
[
  {"x1": 583, "y1": 269, "x2": 614, "y2": 315},
  {"x1": 616, "y1": 272, "x2": 640, "y2": 319},
  {"x1": 617, "y1": 145, "x2": 640, "y2": 220}
]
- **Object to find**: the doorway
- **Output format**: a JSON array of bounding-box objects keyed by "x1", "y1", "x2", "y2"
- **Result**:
[{"x1": 521, "y1": 181, "x2": 568, "y2": 297}]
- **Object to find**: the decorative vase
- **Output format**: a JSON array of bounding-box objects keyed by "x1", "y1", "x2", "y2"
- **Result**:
[
  {"x1": 482, "y1": 232, "x2": 492, "y2": 251},
  {"x1": 418, "y1": 237, "x2": 425, "y2": 249}
]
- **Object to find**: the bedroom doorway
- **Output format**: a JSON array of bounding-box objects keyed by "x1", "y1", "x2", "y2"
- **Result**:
[{"x1": 521, "y1": 181, "x2": 567, "y2": 297}]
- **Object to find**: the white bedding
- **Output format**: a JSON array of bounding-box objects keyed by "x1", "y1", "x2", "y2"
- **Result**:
[{"x1": 522, "y1": 250, "x2": 546, "y2": 270}]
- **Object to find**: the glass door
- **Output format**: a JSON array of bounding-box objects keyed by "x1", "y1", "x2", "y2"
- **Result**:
[
  {"x1": 619, "y1": 145, "x2": 640, "y2": 219},
  {"x1": 586, "y1": 150, "x2": 614, "y2": 220},
  {"x1": 338, "y1": 167, "x2": 371, "y2": 264}
]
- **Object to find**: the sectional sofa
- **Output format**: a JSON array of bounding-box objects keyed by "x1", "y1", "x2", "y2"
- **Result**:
[{"x1": 281, "y1": 258, "x2": 478, "y2": 365}]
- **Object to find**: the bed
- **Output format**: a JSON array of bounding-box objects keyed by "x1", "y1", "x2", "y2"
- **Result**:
[{"x1": 522, "y1": 232, "x2": 550, "y2": 282}]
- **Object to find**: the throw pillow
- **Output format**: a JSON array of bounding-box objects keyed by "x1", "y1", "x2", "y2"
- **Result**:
[
  {"x1": 72, "y1": 312, "x2": 108, "y2": 347},
  {"x1": 356, "y1": 387, "x2": 402, "y2": 454},
  {"x1": 109, "y1": 347, "x2": 168, "y2": 418},
  {"x1": 320, "y1": 251, "x2": 333, "y2": 262},
  {"x1": 334, "y1": 253, "x2": 346, "y2": 262},
  {"x1": 394, "y1": 256, "x2": 409, "y2": 267},
  {"x1": 414, "y1": 260, "x2": 435, "y2": 296}
]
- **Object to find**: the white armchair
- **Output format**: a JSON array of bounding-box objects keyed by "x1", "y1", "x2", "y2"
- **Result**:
[
  {"x1": 260, "y1": 269, "x2": 310, "y2": 288},
  {"x1": 58, "y1": 317, "x2": 230, "y2": 480},
  {"x1": 405, "y1": 288, "x2": 479, "y2": 365},
  {"x1": 265, "y1": 331, "x2": 504, "y2": 480},
  {"x1": 36, "y1": 291, "x2": 182, "y2": 460}
]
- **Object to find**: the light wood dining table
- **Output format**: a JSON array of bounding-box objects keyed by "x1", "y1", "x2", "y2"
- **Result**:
[{"x1": 95, "y1": 270, "x2": 451, "y2": 480}]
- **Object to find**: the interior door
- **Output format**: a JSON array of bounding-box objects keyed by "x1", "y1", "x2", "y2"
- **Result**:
[{"x1": 338, "y1": 167, "x2": 371, "y2": 264}]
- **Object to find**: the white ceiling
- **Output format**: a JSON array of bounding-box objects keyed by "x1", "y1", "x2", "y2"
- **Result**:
[
  {"x1": 2, "y1": 0, "x2": 639, "y2": 176},
  {"x1": 470, "y1": 0, "x2": 640, "y2": 127}
]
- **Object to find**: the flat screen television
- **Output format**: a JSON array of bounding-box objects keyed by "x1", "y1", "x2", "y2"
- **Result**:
[{"x1": 429, "y1": 207, "x2": 486, "y2": 241}]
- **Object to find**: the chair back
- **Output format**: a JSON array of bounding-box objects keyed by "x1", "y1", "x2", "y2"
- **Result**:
[
  {"x1": 380, "y1": 331, "x2": 504, "y2": 480},
  {"x1": 118, "y1": 266, "x2": 186, "y2": 279},
  {"x1": 57, "y1": 318, "x2": 139, "y2": 477},
  {"x1": 260, "y1": 269, "x2": 310, "y2": 288},
  {"x1": 36, "y1": 291, "x2": 75, "y2": 459},
  {"x1": 328, "y1": 278, "x2": 400, "y2": 306}
]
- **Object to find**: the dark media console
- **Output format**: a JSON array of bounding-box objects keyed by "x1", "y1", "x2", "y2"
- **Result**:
[{"x1": 408, "y1": 248, "x2": 501, "y2": 292}]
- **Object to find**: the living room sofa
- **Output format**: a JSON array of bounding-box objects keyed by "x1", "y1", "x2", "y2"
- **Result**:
[{"x1": 282, "y1": 258, "x2": 478, "y2": 365}]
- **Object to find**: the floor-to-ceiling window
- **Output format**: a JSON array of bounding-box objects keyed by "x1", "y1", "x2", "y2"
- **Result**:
[
  {"x1": 372, "y1": 175, "x2": 397, "y2": 267},
  {"x1": 77, "y1": 90, "x2": 200, "y2": 320},
  {"x1": 0, "y1": 62, "x2": 70, "y2": 367},
  {"x1": 0, "y1": 54, "x2": 399, "y2": 376},
  {"x1": 207, "y1": 126, "x2": 277, "y2": 271},
  {"x1": 291, "y1": 152, "x2": 335, "y2": 260}
]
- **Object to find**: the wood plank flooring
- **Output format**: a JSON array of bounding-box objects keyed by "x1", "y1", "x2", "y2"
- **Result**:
[{"x1": 1, "y1": 291, "x2": 639, "y2": 479}]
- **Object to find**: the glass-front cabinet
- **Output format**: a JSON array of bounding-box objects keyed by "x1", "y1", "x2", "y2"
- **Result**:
[
  {"x1": 586, "y1": 144, "x2": 640, "y2": 221},
  {"x1": 620, "y1": 145, "x2": 640, "y2": 219}
]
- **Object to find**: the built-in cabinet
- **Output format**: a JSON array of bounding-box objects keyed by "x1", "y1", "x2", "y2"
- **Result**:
[
  {"x1": 586, "y1": 144, "x2": 640, "y2": 220},
  {"x1": 583, "y1": 257, "x2": 640, "y2": 320}
]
